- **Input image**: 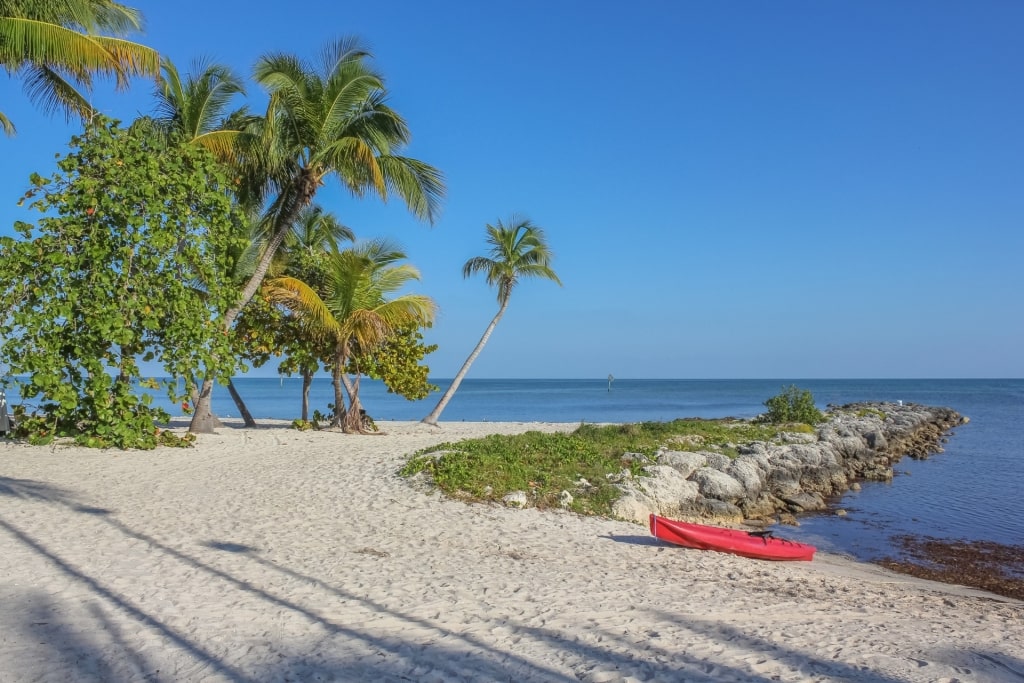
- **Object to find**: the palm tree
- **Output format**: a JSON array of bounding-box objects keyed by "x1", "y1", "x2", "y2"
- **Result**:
[
  {"x1": 188, "y1": 37, "x2": 444, "y2": 433},
  {"x1": 268, "y1": 205, "x2": 354, "y2": 422},
  {"x1": 265, "y1": 239, "x2": 435, "y2": 432},
  {"x1": 0, "y1": 0, "x2": 160, "y2": 135},
  {"x1": 421, "y1": 216, "x2": 561, "y2": 426},
  {"x1": 151, "y1": 56, "x2": 246, "y2": 157}
]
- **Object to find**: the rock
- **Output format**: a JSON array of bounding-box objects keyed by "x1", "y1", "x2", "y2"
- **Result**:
[
  {"x1": 781, "y1": 491, "x2": 827, "y2": 512},
  {"x1": 502, "y1": 491, "x2": 529, "y2": 508},
  {"x1": 691, "y1": 467, "x2": 745, "y2": 502},
  {"x1": 559, "y1": 490, "x2": 573, "y2": 508},
  {"x1": 740, "y1": 493, "x2": 787, "y2": 520},
  {"x1": 726, "y1": 457, "x2": 766, "y2": 496},
  {"x1": 603, "y1": 401, "x2": 962, "y2": 527},
  {"x1": 612, "y1": 493, "x2": 654, "y2": 523},
  {"x1": 864, "y1": 429, "x2": 888, "y2": 449},
  {"x1": 658, "y1": 450, "x2": 707, "y2": 478},
  {"x1": 699, "y1": 499, "x2": 744, "y2": 523},
  {"x1": 704, "y1": 452, "x2": 732, "y2": 470},
  {"x1": 780, "y1": 431, "x2": 816, "y2": 444},
  {"x1": 636, "y1": 465, "x2": 701, "y2": 508}
]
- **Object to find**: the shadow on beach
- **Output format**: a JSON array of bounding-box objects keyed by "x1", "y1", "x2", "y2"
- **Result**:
[{"x1": 0, "y1": 475, "x2": 934, "y2": 683}]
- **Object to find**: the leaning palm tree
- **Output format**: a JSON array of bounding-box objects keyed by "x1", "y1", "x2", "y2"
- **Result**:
[
  {"x1": 265, "y1": 239, "x2": 435, "y2": 432},
  {"x1": 421, "y1": 216, "x2": 561, "y2": 426},
  {"x1": 188, "y1": 37, "x2": 444, "y2": 433},
  {"x1": 0, "y1": 0, "x2": 160, "y2": 135}
]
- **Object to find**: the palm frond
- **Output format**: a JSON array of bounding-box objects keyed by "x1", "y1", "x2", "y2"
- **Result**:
[
  {"x1": 1, "y1": 18, "x2": 157, "y2": 79},
  {"x1": 464, "y1": 215, "x2": 562, "y2": 304},
  {"x1": 263, "y1": 276, "x2": 339, "y2": 335},
  {"x1": 20, "y1": 63, "x2": 93, "y2": 120},
  {"x1": 190, "y1": 128, "x2": 240, "y2": 158},
  {"x1": 0, "y1": 108, "x2": 15, "y2": 135},
  {"x1": 376, "y1": 155, "x2": 445, "y2": 224}
]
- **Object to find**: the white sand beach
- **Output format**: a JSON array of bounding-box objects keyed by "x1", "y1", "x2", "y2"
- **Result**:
[{"x1": 1, "y1": 421, "x2": 1021, "y2": 683}]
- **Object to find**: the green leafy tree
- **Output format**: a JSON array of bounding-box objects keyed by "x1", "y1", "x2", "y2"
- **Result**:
[
  {"x1": 0, "y1": 0, "x2": 160, "y2": 135},
  {"x1": 188, "y1": 37, "x2": 444, "y2": 433},
  {"x1": 265, "y1": 239, "x2": 435, "y2": 432},
  {"x1": 0, "y1": 116, "x2": 244, "y2": 448},
  {"x1": 422, "y1": 215, "x2": 561, "y2": 426},
  {"x1": 348, "y1": 321, "x2": 438, "y2": 402},
  {"x1": 139, "y1": 56, "x2": 256, "y2": 424}
]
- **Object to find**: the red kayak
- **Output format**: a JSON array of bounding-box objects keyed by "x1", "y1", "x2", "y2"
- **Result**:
[{"x1": 649, "y1": 514, "x2": 816, "y2": 561}]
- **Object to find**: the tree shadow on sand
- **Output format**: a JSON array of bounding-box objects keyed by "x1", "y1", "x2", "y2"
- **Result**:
[{"x1": 1, "y1": 483, "x2": 990, "y2": 683}]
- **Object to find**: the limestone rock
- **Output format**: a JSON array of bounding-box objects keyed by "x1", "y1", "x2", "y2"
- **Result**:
[
  {"x1": 658, "y1": 450, "x2": 706, "y2": 478},
  {"x1": 691, "y1": 467, "x2": 745, "y2": 502},
  {"x1": 611, "y1": 493, "x2": 653, "y2": 523},
  {"x1": 636, "y1": 465, "x2": 701, "y2": 507},
  {"x1": 781, "y1": 491, "x2": 827, "y2": 512},
  {"x1": 502, "y1": 491, "x2": 529, "y2": 508},
  {"x1": 726, "y1": 457, "x2": 766, "y2": 496}
]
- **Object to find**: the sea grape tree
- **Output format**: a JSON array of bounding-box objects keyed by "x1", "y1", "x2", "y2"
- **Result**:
[{"x1": 0, "y1": 116, "x2": 245, "y2": 448}]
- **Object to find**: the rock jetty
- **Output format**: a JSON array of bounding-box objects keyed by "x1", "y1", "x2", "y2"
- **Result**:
[{"x1": 612, "y1": 402, "x2": 967, "y2": 525}]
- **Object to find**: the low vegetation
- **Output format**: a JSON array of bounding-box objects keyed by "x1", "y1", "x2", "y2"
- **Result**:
[
  {"x1": 856, "y1": 407, "x2": 887, "y2": 420},
  {"x1": 400, "y1": 419, "x2": 814, "y2": 516}
]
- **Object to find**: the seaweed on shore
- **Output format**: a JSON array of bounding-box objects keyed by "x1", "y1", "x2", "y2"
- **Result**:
[{"x1": 878, "y1": 535, "x2": 1024, "y2": 601}]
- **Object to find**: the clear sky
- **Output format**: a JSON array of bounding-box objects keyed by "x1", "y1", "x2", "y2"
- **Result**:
[{"x1": 2, "y1": 1, "x2": 1022, "y2": 379}]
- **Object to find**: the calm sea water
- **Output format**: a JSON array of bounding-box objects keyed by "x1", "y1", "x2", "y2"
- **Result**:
[{"x1": 6, "y1": 377, "x2": 1023, "y2": 562}]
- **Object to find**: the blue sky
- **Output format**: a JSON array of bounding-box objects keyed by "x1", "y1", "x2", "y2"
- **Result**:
[{"x1": 2, "y1": 1, "x2": 1022, "y2": 379}]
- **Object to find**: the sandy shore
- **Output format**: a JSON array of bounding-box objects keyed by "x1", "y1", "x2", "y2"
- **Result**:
[{"x1": 1, "y1": 421, "x2": 1021, "y2": 683}]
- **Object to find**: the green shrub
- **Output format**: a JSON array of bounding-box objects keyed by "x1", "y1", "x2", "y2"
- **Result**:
[{"x1": 758, "y1": 385, "x2": 824, "y2": 426}]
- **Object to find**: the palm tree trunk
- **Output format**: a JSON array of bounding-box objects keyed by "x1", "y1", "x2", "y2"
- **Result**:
[
  {"x1": 189, "y1": 180, "x2": 316, "y2": 433},
  {"x1": 330, "y1": 365, "x2": 345, "y2": 428},
  {"x1": 421, "y1": 300, "x2": 508, "y2": 426},
  {"x1": 342, "y1": 373, "x2": 365, "y2": 433},
  {"x1": 226, "y1": 378, "x2": 256, "y2": 427},
  {"x1": 329, "y1": 340, "x2": 350, "y2": 428},
  {"x1": 301, "y1": 369, "x2": 313, "y2": 422}
]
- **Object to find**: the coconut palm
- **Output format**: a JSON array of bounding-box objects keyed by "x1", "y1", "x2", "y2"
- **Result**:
[
  {"x1": 265, "y1": 205, "x2": 354, "y2": 422},
  {"x1": 421, "y1": 216, "x2": 561, "y2": 426},
  {"x1": 188, "y1": 36, "x2": 444, "y2": 433},
  {"x1": 0, "y1": 0, "x2": 160, "y2": 135},
  {"x1": 151, "y1": 56, "x2": 247, "y2": 157},
  {"x1": 265, "y1": 239, "x2": 435, "y2": 432}
]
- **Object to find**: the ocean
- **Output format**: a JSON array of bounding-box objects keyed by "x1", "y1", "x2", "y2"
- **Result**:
[{"x1": 6, "y1": 377, "x2": 1023, "y2": 564}]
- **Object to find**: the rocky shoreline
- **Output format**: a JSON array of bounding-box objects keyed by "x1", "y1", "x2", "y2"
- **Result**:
[{"x1": 611, "y1": 401, "x2": 968, "y2": 525}]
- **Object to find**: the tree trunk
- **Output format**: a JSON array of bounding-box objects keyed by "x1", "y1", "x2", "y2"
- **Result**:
[
  {"x1": 226, "y1": 378, "x2": 256, "y2": 427},
  {"x1": 301, "y1": 370, "x2": 313, "y2": 422},
  {"x1": 189, "y1": 377, "x2": 220, "y2": 433},
  {"x1": 342, "y1": 373, "x2": 365, "y2": 433},
  {"x1": 329, "y1": 342, "x2": 348, "y2": 428},
  {"x1": 421, "y1": 300, "x2": 508, "y2": 426},
  {"x1": 189, "y1": 177, "x2": 317, "y2": 433}
]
